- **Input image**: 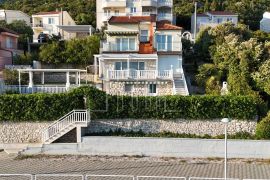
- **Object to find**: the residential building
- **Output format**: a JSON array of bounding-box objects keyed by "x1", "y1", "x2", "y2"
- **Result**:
[
  {"x1": 32, "y1": 11, "x2": 76, "y2": 42},
  {"x1": 191, "y1": 11, "x2": 238, "y2": 35},
  {"x1": 93, "y1": 15, "x2": 189, "y2": 96},
  {"x1": 0, "y1": 10, "x2": 31, "y2": 26},
  {"x1": 96, "y1": 0, "x2": 173, "y2": 30},
  {"x1": 0, "y1": 28, "x2": 19, "y2": 70},
  {"x1": 260, "y1": 12, "x2": 270, "y2": 33}
]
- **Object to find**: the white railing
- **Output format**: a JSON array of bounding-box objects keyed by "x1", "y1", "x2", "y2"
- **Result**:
[
  {"x1": 42, "y1": 110, "x2": 90, "y2": 143},
  {"x1": 158, "y1": 0, "x2": 173, "y2": 7},
  {"x1": 107, "y1": 70, "x2": 173, "y2": 80},
  {"x1": 102, "y1": 42, "x2": 138, "y2": 52},
  {"x1": 157, "y1": 14, "x2": 173, "y2": 21},
  {"x1": 2, "y1": 85, "x2": 78, "y2": 94},
  {"x1": 5, "y1": 65, "x2": 32, "y2": 70}
]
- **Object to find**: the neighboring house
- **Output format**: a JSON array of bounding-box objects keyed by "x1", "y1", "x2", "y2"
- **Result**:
[
  {"x1": 0, "y1": 28, "x2": 19, "y2": 70},
  {"x1": 191, "y1": 11, "x2": 238, "y2": 35},
  {"x1": 32, "y1": 11, "x2": 94, "y2": 43},
  {"x1": 0, "y1": 9, "x2": 31, "y2": 26},
  {"x1": 96, "y1": 0, "x2": 173, "y2": 30},
  {"x1": 93, "y1": 15, "x2": 189, "y2": 96},
  {"x1": 260, "y1": 12, "x2": 270, "y2": 33}
]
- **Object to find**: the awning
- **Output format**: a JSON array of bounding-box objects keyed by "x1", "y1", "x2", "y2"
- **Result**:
[
  {"x1": 57, "y1": 25, "x2": 94, "y2": 33},
  {"x1": 17, "y1": 69, "x2": 87, "y2": 73},
  {"x1": 105, "y1": 30, "x2": 139, "y2": 36}
]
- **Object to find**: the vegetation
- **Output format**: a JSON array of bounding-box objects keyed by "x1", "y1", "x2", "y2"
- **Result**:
[
  {"x1": 87, "y1": 129, "x2": 255, "y2": 139},
  {"x1": 0, "y1": 0, "x2": 96, "y2": 26},
  {"x1": 39, "y1": 35, "x2": 100, "y2": 65},
  {"x1": 0, "y1": 20, "x2": 33, "y2": 50},
  {"x1": 3, "y1": 69, "x2": 28, "y2": 85},
  {"x1": 0, "y1": 86, "x2": 266, "y2": 121},
  {"x1": 256, "y1": 112, "x2": 270, "y2": 139}
]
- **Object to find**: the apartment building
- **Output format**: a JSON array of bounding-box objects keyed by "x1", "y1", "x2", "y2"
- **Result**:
[
  {"x1": 96, "y1": 0, "x2": 173, "y2": 30},
  {"x1": 0, "y1": 10, "x2": 31, "y2": 26},
  {"x1": 93, "y1": 15, "x2": 189, "y2": 96},
  {"x1": 191, "y1": 11, "x2": 238, "y2": 35},
  {"x1": 32, "y1": 11, "x2": 76, "y2": 42}
]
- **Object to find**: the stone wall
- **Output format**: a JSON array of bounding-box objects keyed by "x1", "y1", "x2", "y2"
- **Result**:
[
  {"x1": 0, "y1": 122, "x2": 50, "y2": 143},
  {"x1": 87, "y1": 119, "x2": 257, "y2": 136}
]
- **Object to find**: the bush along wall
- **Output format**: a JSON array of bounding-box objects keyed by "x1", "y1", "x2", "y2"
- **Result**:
[
  {"x1": 0, "y1": 91, "x2": 84, "y2": 121},
  {"x1": 74, "y1": 86, "x2": 266, "y2": 120},
  {"x1": 0, "y1": 86, "x2": 266, "y2": 121}
]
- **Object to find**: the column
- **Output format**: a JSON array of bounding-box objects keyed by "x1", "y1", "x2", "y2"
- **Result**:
[
  {"x1": 75, "y1": 72, "x2": 78, "y2": 85},
  {"x1": 78, "y1": 72, "x2": 81, "y2": 86},
  {"x1": 41, "y1": 72, "x2": 45, "y2": 85},
  {"x1": 66, "y1": 72, "x2": 70, "y2": 90},
  {"x1": 76, "y1": 126, "x2": 82, "y2": 143},
  {"x1": 94, "y1": 56, "x2": 98, "y2": 76},
  {"x1": 28, "y1": 71, "x2": 33, "y2": 88}
]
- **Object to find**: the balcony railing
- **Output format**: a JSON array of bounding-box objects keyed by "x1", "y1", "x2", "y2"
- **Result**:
[
  {"x1": 155, "y1": 42, "x2": 182, "y2": 52},
  {"x1": 102, "y1": 42, "x2": 138, "y2": 52},
  {"x1": 157, "y1": 13, "x2": 173, "y2": 21},
  {"x1": 106, "y1": 70, "x2": 173, "y2": 80},
  {"x1": 142, "y1": 0, "x2": 157, "y2": 7},
  {"x1": 103, "y1": 0, "x2": 126, "y2": 8},
  {"x1": 157, "y1": 0, "x2": 172, "y2": 7}
]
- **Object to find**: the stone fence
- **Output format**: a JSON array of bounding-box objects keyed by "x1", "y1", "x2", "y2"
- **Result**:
[{"x1": 0, "y1": 119, "x2": 257, "y2": 144}]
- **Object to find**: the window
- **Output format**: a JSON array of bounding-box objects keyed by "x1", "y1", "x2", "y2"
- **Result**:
[
  {"x1": 115, "y1": 10, "x2": 119, "y2": 15},
  {"x1": 130, "y1": 7, "x2": 136, "y2": 13},
  {"x1": 125, "y1": 84, "x2": 133, "y2": 92},
  {"x1": 140, "y1": 30, "x2": 149, "y2": 42},
  {"x1": 149, "y1": 84, "x2": 157, "y2": 94},
  {"x1": 227, "y1": 17, "x2": 233, "y2": 22},
  {"x1": 104, "y1": 9, "x2": 111, "y2": 16},
  {"x1": 48, "y1": 18, "x2": 55, "y2": 24},
  {"x1": 130, "y1": 62, "x2": 145, "y2": 70},
  {"x1": 116, "y1": 38, "x2": 136, "y2": 51},
  {"x1": 156, "y1": 34, "x2": 172, "y2": 51},
  {"x1": 115, "y1": 62, "x2": 128, "y2": 70},
  {"x1": 5, "y1": 37, "x2": 12, "y2": 48},
  {"x1": 217, "y1": 18, "x2": 222, "y2": 23}
]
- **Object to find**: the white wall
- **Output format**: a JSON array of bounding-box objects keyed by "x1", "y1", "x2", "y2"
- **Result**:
[{"x1": 0, "y1": 10, "x2": 31, "y2": 26}]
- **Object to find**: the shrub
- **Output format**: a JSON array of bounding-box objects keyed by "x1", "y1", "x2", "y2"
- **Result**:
[
  {"x1": 256, "y1": 112, "x2": 270, "y2": 139},
  {"x1": 74, "y1": 86, "x2": 266, "y2": 120},
  {"x1": 3, "y1": 69, "x2": 28, "y2": 85}
]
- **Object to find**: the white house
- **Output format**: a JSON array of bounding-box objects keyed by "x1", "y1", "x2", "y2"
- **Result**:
[
  {"x1": 260, "y1": 12, "x2": 270, "y2": 33},
  {"x1": 96, "y1": 0, "x2": 173, "y2": 30},
  {"x1": 0, "y1": 9, "x2": 31, "y2": 26},
  {"x1": 32, "y1": 11, "x2": 76, "y2": 42},
  {"x1": 92, "y1": 15, "x2": 189, "y2": 96},
  {"x1": 191, "y1": 11, "x2": 238, "y2": 35}
]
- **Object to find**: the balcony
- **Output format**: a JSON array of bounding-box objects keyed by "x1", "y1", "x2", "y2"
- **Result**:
[
  {"x1": 157, "y1": 13, "x2": 173, "y2": 21},
  {"x1": 157, "y1": 0, "x2": 172, "y2": 7},
  {"x1": 103, "y1": 0, "x2": 126, "y2": 8},
  {"x1": 142, "y1": 0, "x2": 157, "y2": 7},
  {"x1": 102, "y1": 42, "x2": 138, "y2": 52},
  {"x1": 107, "y1": 70, "x2": 173, "y2": 80}
]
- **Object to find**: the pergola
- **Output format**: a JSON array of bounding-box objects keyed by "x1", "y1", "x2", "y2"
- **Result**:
[{"x1": 17, "y1": 69, "x2": 87, "y2": 89}]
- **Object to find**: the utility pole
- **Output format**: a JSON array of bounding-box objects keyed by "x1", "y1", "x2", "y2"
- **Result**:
[{"x1": 194, "y1": 1, "x2": 197, "y2": 40}]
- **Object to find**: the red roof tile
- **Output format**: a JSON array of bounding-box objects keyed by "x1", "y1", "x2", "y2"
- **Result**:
[
  {"x1": 157, "y1": 21, "x2": 182, "y2": 30},
  {"x1": 208, "y1": 11, "x2": 237, "y2": 16},
  {"x1": 109, "y1": 15, "x2": 156, "y2": 23},
  {"x1": 34, "y1": 11, "x2": 61, "y2": 15}
]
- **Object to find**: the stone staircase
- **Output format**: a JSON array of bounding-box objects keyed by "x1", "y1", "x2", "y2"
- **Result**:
[
  {"x1": 42, "y1": 110, "x2": 90, "y2": 144},
  {"x1": 173, "y1": 73, "x2": 189, "y2": 96}
]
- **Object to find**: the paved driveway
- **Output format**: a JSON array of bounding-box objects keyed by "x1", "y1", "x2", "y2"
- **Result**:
[{"x1": 0, "y1": 152, "x2": 270, "y2": 179}]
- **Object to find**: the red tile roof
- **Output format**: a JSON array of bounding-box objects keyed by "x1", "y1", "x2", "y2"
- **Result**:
[
  {"x1": 0, "y1": 27, "x2": 19, "y2": 35},
  {"x1": 157, "y1": 21, "x2": 182, "y2": 30},
  {"x1": 33, "y1": 11, "x2": 61, "y2": 15},
  {"x1": 109, "y1": 15, "x2": 156, "y2": 23},
  {"x1": 208, "y1": 11, "x2": 237, "y2": 16}
]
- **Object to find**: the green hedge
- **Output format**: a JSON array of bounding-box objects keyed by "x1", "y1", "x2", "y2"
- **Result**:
[
  {"x1": 0, "y1": 86, "x2": 266, "y2": 121},
  {"x1": 0, "y1": 91, "x2": 84, "y2": 121},
  {"x1": 256, "y1": 112, "x2": 270, "y2": 139},
  {"x1": 75, "y1": 86, "x2": 266, "y2": 120}
]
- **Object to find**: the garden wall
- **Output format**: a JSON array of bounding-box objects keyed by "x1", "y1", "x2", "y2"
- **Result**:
[{"x1": 87, "y1": 119, "x2": 257, "y2": 136}]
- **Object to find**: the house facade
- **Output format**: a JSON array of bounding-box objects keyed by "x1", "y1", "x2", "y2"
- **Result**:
[
  {"x1": 96, "y1": 0, "x2": 173, "y2": 30},
  {"x1": 93, "y1": 15, "x2": 189, "y2": 96},
  {"x1": 191, "y1": 11, "x2": 238, "y2": 35},
  {"x1": 260, "y1": 12, "x2": 270, "y2": 33},
  {"x1": 0, "y1": 10, "x2": 31, "y2": 26},
  {"x1": 0, "y1": 28, "x2": 19, "y2": 70},
  {"x1": 32, "y1": 11, "x2": 76, "y2": 42}
]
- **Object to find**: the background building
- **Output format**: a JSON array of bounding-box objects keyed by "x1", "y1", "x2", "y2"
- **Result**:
[
  {"x1": 0, "y1": 9, "x2": 31, "y2": 26},
  {"x1": 260, "y1": 12, "x2": 270, "y2": 33}
]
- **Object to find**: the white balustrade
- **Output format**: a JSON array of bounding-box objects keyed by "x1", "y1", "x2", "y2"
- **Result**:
[
  {"x1": 107, "y1": 70, "x2": 173, "y2": 80},
  {"x1": 42, "y1": 110, "x2": 90, "y2": 143}
]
